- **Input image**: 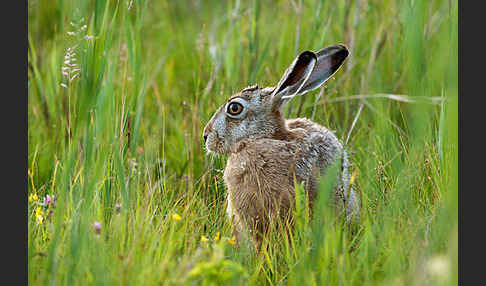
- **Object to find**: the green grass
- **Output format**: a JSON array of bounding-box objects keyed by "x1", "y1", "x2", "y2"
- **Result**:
[{"x1": 28, "y1": 0, "x2": 457, "y2": 285}]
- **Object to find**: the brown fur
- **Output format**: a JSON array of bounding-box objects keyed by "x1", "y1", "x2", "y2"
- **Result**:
[
  {"x1": 223, "y1": 118, "x2": 345, "y2": 243},
  {"x1": 203, "y1": 46, "x2": 359, "y2": 245}
]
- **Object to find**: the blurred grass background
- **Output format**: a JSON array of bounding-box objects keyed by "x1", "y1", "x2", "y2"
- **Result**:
[{"x1": 28, "y1": 0, "x2": 457, "y2": 285}]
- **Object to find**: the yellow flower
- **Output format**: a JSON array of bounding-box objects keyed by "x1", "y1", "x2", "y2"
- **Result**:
[
  {"x1": 35, "y1": 206, "x2": 44, "y2": 225},
  {"x1": 214, "y1": 232, "x2": 220, "y2": 242},
  {"x1": 30, "y1": 193, "x2": 39, "y2": 202},
  {"x1": 200, "y1": 235, "x2": 208, "y2": 242},
  {"x1": 228, "y1": 235, "x2": 237, "y2": 246},
  {"x1": 172, "y1": 213, "x2": 182, "y2": 222},
  {"x1": 349, "y1": 171, "x2": 357, "y2": 186},
  {"x1": 35, "y1": 206, "x2": 43, "y2": 217}
]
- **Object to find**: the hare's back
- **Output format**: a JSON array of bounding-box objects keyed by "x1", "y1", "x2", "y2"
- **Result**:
[
  {"x1": 286, "y1": 118, "x2": 343, "y2": 168},
  {"x1": 287, "y1": 118, "x2": 360, "y2": 221}
]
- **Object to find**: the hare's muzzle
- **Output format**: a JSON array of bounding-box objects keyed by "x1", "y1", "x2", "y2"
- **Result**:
[
  {"x1": 203, "y1": 121, "x2": 214, "y2": 147},
  {"x1": 203, "y1": 124, "x2": 212, "y2": 142},
  {"x1": 203, "y1": 118, "x2": 224, "y2": 153}
]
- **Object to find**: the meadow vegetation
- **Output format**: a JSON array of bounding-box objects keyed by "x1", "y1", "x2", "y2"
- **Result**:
[{"x1": 28, "y1": 0, "x2": 457, "y2": 285}]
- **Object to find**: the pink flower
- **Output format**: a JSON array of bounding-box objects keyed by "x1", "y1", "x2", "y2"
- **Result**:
[
  {"x1": 93, "y1": 221, "x2": 101, "y2": 234},
  {"x1": 45, "y1": 194, "x2": 57, "y2": 207}
]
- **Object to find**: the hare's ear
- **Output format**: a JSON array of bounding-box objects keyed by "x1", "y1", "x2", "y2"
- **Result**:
[
  {"x1": 271, "y1": 51, "x2": 317, "y2": 111},
  {"x1": 271, "y1": 45, "x2": 349, "y2": 111},
  {"x1": 299, "y1": 44, "x2": 349, "y2": 93}
]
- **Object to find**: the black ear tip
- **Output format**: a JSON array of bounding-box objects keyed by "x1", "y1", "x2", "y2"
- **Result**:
[
  {"x1": 316, "y1": 44, "x2": 350, "y2": 61},
  {"x1": 336, "y1": 44, "x2": 350, "y2": 58},
  {"x1": 298, "y1": 51, "x2": 317, "y2": 62}
]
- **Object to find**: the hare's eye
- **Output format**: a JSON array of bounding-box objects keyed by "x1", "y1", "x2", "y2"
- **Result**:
[{"x1": 227, "y1": 102, "x2": 243, "y2": 116}]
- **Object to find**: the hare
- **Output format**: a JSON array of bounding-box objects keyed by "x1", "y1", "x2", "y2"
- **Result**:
[{"x1": 203, "y1": 44, "x2": 359, "y2": 244}]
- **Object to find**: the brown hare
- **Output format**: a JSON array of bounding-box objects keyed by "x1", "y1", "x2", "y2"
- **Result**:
[{"x1": 203, "y1": 44, "x2": 359, "y2": 244}]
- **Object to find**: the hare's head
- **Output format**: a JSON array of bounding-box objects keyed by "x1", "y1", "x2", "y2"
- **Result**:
[{"x1": 203, "y1": 45, "x2": 349, "y2": 154}]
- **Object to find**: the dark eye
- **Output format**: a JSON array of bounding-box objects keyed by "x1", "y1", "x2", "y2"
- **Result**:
[{"x1": 227, "y1": 102, "x2": 243, "y2": 115}]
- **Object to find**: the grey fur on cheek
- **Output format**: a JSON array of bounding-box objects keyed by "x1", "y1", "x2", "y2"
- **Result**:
[
  {"x1": 213, "y1": 114, "x2": 226, "y2": 137},
  {"x1": 230, "y1": 119, "x2": 249, "y2": 144}
]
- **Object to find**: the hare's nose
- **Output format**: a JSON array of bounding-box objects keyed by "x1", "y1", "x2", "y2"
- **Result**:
[{"x1": 203, "y1": 123, "x2": 213, "y2": 142}]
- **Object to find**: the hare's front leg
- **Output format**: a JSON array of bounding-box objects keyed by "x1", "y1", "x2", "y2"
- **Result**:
[{"x1": 226, "y1": 192, "x2": 244, "y2": 243}]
